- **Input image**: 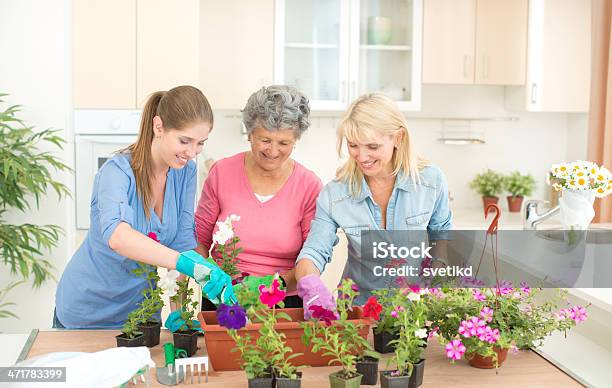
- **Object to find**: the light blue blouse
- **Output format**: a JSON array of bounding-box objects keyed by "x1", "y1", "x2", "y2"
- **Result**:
[
  {"x1": 297, "y1": 165, "x2": 452, "y2": 305},
  {"x1": 55, "y1": 153, "x2": 197, "y2": 328}
]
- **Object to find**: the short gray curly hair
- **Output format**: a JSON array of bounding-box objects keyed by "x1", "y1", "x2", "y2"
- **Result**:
[{"x1": 242, "y1": 85, "x2": 311, "y2": 139}]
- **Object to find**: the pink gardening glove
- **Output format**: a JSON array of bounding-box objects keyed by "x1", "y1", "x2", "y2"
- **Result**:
[{"x1": 297, "y1": 274, "x2": 337, "y2": 319}]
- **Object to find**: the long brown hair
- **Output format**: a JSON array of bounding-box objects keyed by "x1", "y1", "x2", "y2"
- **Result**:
[{"x1": 124, "y1": 85, "x2": 213, "y2": 218}]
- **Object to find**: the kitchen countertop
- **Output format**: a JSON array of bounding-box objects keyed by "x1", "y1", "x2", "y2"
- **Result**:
[
  {"x1": 452, "y1": 208, "x2": 612, "y2": 230},
  {"x1": 23, "y1": 329, "x2": 582, "y2": 387}
]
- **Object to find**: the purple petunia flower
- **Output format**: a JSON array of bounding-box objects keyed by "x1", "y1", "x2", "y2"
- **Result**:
[{"x1": 216, "y1": 303, "x2": 247, "y2": 330}]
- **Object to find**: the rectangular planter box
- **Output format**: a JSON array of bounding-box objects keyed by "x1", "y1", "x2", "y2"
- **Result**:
[{"x1": 198, "y1": 307, "x2": 373, "y2": 371}]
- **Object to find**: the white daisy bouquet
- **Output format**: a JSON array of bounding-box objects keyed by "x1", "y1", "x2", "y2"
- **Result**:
[
  {"x1": 548, "y1": 160, "x2": 612, "y2": 198},
  {"x1": 548, "y1": 161, "x2": 612, "y2": 229}
]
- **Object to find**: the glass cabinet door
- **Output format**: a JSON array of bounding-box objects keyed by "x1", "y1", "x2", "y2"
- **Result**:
[
  {"x1": 275, "y1": 0, "x2": 349, "y2": 110},
  {"x1": 350, "y1": 0, "x2": 422, "y2": 110}
]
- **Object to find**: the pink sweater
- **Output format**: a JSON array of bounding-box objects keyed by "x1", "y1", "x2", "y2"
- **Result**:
[{"x1": 195, "y1": 152, "x2": 322, "y2": 278}]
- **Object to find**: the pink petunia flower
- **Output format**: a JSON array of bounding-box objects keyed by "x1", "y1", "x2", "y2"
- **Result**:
[
  {"x1": 520, "y1": 281, "x2": 531, "y2": 294},
  {"x1": 309, "y1": 305, "x2": 338, "y2": 326},
  {"x1": 480, "y1": 307, "x2": 494, "y2": 323},
  {"x1": 258, "y1": 278, "x2": 286, "y2": 308},
  {"x1": 445, "y1": 339, "x2": 466, "y2": 360},
  {"x1": 569, "y1": 306, "x2": 587, "y2": 323},
  {"x1": 472, "y1": 289, "x2": 486, "y2": 301}
]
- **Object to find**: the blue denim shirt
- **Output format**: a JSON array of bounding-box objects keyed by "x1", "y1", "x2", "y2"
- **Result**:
[{"x1": 297, "y1": 164, "x2": 452, "y2": 304}]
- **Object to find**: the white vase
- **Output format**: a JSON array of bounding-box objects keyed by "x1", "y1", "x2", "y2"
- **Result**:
[{"x1": 558, "y1": 189, "x2": 595, "y2": 230}]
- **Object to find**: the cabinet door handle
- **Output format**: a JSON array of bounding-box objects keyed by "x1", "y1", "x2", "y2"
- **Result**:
[{"x1": 530, "y1": 83, "x2": 538, "y2": 104}]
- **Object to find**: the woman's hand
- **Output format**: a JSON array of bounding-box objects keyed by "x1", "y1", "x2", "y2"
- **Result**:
[
  {"x1": 176, "y1": 250, "x2": 237, "y2": 305},
  {"x1": 297, "y1": 274, "x2": 336, "y2": 319}
]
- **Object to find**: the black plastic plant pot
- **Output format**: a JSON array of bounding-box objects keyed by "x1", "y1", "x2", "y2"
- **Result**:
[
  {"x1": 379, "y1": 359, "x2": 425, "y2": 388},
  {"x1": 115, "y1": 332, "x2": 145, "y2": 348},
  {"x1": 373, "y1": 328, "x2": 399, "y2": 353},
  {"x1": 328, "y1": 371, "x2": 362, "y2": 388},
  {"x1": 173, "y1": 329, "x2": 198, "y2": 356},
  {"x1": 356, "y1": 356, "x2": 379, "y2": 385},
  {"x1": 138, "y1": 320, "x2": 161, "y2": 347},
  {"x1": 248, "y1": 375, "x2": 275, "y2": 388},
  {"x1": 275, "y1": 371, "x2": 301, "y2": 388}
]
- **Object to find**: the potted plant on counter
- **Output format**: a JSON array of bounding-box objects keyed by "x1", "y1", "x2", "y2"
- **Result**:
[
  {"x1": 469, "y1": 169, "x2": 504, "y2": 215},
  {"x1": 380, "y1": 288, "x2": 428, "y2": 388},
  {"x1": 132, "y1": 261, "x2": 164, "y2": 347},
  {"x1": 371, "y1": 288, "x2": 402, "y2": 354},
  {"x1": 503, "y1": 171, "x2": 536, "y2": 212},
  {"x1": 303, "y1": 279, "x2": 379, "y2": 388},
  {"x1": 428, "y1": 285, "x2": 589, "y2": 369},
  {"x1": 116, "y1": 310, "x2": 145, "y2": 347},
  {"x1": 169, "y1": 277, "x2": 201, "y2": 356}
]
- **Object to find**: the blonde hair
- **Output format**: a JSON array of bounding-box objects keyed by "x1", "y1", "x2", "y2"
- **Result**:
[
  {"x1": 336, "y1": 93, "x2": 428, "y2": 197},
  {"x1": 124, "y1": 85, "x2": 213, "y2": 218}
]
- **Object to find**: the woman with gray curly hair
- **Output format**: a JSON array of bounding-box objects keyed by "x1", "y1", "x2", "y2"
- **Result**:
[{"x1": 195, "y1": 85, "x2": 322, "y2": 310}]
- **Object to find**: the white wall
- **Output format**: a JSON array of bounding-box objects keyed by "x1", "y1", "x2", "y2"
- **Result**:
[
  {"x1": 0, "y1": 0, "x2": 74, "y2": 332},
  {"x1": 205, "y1": 85, "x2": 588, "y2": 212}
]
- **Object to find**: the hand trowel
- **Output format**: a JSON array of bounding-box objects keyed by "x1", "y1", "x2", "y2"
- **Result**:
[{"x1": 156, "y1": 342, "x2": 186, "y2": 385}]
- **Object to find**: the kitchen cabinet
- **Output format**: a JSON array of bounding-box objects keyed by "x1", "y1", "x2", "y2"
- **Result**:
[
  {"x1": 506, "y1": 0, "x2": 591, "y2": 112},
  {"x1": 137, "y1": 0, "x2": 200, "y2": 107},
  {"x1": 73, "y1": 0, "x2": 136, "y2": 109},
  {"x1": 274, "y1": 0, "x2": 422, "y2": 111},
  {"x1": 73, "y1": 0, "x2": 199, "y2": 109},
  {"x1": 200, "y1": 0, "x2": 274, "y2": 110},
  {"x1": 422, "y1": 0, "x2": 527, "y2": 85}
]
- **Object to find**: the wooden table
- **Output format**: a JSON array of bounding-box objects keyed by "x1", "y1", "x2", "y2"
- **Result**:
[{"x1": 26, "y1": 329, "x2": 583, "y2": 387}]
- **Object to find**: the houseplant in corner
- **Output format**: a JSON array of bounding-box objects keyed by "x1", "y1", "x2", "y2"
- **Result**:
[
  {"x1": 469, "y1": 169, "x2": 504, "y2": 214},
  {"x1": 0, "y1": 94, "x2": 71, "y2": 319},
  {"x1": 169, "y1": 277, "x2": 201, "y2": 356},
  {"x1": 380, "y1": 288, "x2": 428, "y2": 388},
  {"x1": 503, "y1": 171, "x2": 536, "y2": 212}
]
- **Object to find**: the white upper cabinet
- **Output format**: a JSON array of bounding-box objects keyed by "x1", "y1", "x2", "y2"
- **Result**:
[
  {"x1": 73, "y1": 0, "x2": 199, "y2": 109},
  {"x1": 423, "y1": 0, "x2": 527, "y2": 86},
  {"x1": 137, "y1": 0, "x2": 200, "y2": 108},
  {"x1": 73, "y1": 0, "x2": 137, "y2": 109},
  {"x1": 275, "y1": 0, "x2": 422, "y2": 111},
  {"x1": 200, "y1": 0, "x2": 274, "y2": 110},
  {"x1": 506, "y1": 0, "x2": 591, "y2": 112}
]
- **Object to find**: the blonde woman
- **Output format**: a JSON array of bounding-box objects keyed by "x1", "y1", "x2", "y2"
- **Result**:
[
  {"x1": 55, "y1": 86, "x2": 235, "y2": 329},
  {"x1": 295, "y1": 93, "x2": 452, "y2": 317}
]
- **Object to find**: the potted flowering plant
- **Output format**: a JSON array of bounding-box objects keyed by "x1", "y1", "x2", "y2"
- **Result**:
[
  {"x1": 302, "y1": 279, "x2": 379, "y2": 388},
  {"x1": 116, "y1": 310, "x2": 145, "y2": 347},
  {"x1": 469, "y1": 169, "x2": 504, "y2": 214},
  {"x1": 358, "y1": 296, "x2": 384, "y2": 385},
  {"x1": 503, "y1": 171, "x2": 536, "y2": 212},
  {"x1": 370, "y1": 288, "x2": 402, "y2": 353},
  {"x1": 216, "y1": 303, "x2": 275, "y2": 388},
  {"x1": 210, "y1": 214, "x2": 243, "y2": 279},
  {"x1": 380, "y1": 288, "x2": 428, "y2": 388},
  {"x1": 548, "y1": 161, "x2": 612, "y2": 229},
  {"x1": 427, "y1": 285, "x2": 589, "y2": 369},
  {"x1": 169, "y1": 277, "x2": 200, "y2": 356}
]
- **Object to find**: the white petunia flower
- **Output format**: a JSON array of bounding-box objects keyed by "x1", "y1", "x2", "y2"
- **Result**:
[
  {"x1": 158, "y1": 270, "x2": 180, "y2": 297},
  {"x1": 414, "y1": 328, "x2": 428, "y2": 339},
  {"x1": 407, "y1": 292, "x2": 421, "y2": 302}
]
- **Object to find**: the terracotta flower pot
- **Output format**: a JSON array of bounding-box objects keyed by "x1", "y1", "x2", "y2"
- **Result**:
[
  {"x1": 468, "y1": 347, "x2": 509, "y2": 369},
  {"x1": 373, "y1": 328, "x2": 399, "y2": 354},
  {"x1": 356, "y1": 356, "x2": 378, "y2": 385},
  {"x1": 482, "y1": 196, "x2": 499, "y2": 216},
  {"x1": 198, "y1": 307, "x2": 373, "y2": 371},
  {"x1": 507, "y1": 195, "x2": 524, "y2": 212},
  {"x1": 173, "y1": 329, "x2": 199, "y2": 356},
  {"x1": 329, "y1": 371, "x2": 362, "y2": 388},
  {"x1": 115, "y1": 333, "x2": 145, "y2": 348},
  {"x1": 138, "y1": 320, "x2": 161, "y2": 347}
]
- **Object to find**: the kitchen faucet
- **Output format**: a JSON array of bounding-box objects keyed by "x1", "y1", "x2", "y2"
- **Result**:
[{"x1": 523, "y1": 200, "x2": 560, "y2": 230}]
